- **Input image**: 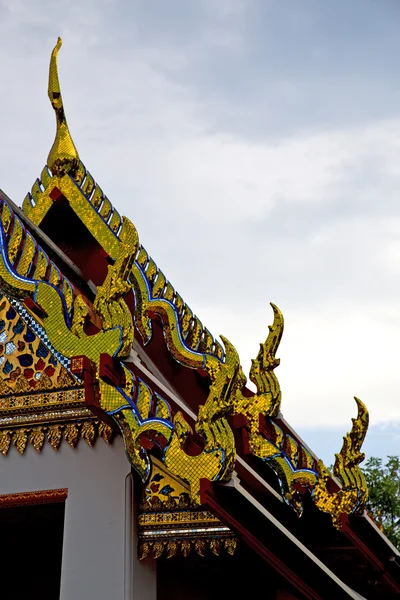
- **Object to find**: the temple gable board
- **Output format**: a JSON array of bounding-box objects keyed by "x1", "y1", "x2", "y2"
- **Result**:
[{"x1": 0, "y1": 39, "x2": 399, "y2": 600}]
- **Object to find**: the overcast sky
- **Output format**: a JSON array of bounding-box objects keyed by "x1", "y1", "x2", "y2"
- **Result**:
[{"x1": 1, "y1": 0, "x2": 400, "y2": 462}]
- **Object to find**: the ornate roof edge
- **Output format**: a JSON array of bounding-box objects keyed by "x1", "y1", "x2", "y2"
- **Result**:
[{"x1": 0, "y1": 39, "x2": 371, "y2": 534}]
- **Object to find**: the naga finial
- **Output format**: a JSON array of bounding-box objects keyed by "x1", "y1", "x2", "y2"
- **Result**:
[
  {"x1": 313, "y1": 397, "x2": 369, "y2": 529},
  {"x1": 334, "y1": 397, "x2": 369, "y2": 477},
  {"x1": 47, "y1": 37, "x2": 79, "y2": 176},
  {"x1": 249, "y1": 302, "x2": 284, "y2": 417}
]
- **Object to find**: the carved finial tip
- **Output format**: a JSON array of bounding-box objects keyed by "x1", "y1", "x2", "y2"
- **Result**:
[{"x1": 47, "y1": 36, "x2": 79, "y2": 176}]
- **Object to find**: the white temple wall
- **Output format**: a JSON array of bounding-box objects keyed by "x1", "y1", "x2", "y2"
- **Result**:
[{"x1": 0, "y1": 437, "x2": 156, "y2": 600}]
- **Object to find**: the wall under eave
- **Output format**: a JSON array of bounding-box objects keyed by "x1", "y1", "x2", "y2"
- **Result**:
[{"x1": 0, "y1": 437, "x2": 156, "y2": 600}]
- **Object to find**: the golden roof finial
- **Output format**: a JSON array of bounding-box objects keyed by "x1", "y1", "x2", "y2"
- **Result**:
[{"x1": 47, "y1": 37, "x2": 79, "y2": 176}]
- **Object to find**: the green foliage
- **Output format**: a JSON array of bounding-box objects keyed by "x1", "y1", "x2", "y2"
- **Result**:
[{"x1": 362, "y1": 456, "x2": 400, "y2": 549}]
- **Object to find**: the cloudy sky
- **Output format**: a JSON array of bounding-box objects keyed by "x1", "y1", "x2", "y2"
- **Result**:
[{"x1": 1, "y1": 0, "x2": 400, "y2": 463}]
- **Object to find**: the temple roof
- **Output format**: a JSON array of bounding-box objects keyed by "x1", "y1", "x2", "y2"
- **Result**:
[{"x1": 1, "y1": 38, "x2": 399, "y2": 598}]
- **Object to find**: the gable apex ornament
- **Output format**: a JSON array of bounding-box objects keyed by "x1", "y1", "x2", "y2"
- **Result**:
[{"x1": 47, "y1": 38, "x2": 80, "y2": 177}]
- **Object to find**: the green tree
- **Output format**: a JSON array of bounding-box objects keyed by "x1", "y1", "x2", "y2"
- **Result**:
[{"x1": 362, "y1": 456, "x2": 400, "y2": 549}]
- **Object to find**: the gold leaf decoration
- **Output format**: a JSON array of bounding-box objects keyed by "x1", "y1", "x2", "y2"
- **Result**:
[
  {"x1": 47, "y1": 38, "x2": 80, "y2": 177},
  {"x1": 98, "y1": 421, "x2": 114, "y2": 445},
  {"x1": 64, "y1": 423, "x2": 79, "y2": 448},
  {"x1": 0, "y1": 380, "x2": 12, "y2": 396},
  {"x1": 3, "y1": 37, "x2": 371, "y2": 526},
  {"x1": 29, "y1": 427, "x2": 45, "y2": 453},
  {"x1": 13, "y1": 429, "x2": 28, "y2": 454},
  {"x1": 92, "y1": 217, "x2": 137, "y2": 358},
  {"x1": 47, "y1": 425, "x2": 63, "y2": 450},
  {"x1": 139, "y1": 536, "x2": 239, "y2": 560},
  {"x1": 81, "y1": 421, "x2": 97, "y2": 447},
  {"x1": 194, "y1": 539, "x2": 206, "y2": 557},
  {"x1": 57, "y1": 369, "x2": 77, "y2": 388},
  {"x1": 181, "y1": 540, "x2": 191, "y2": 558},
  {"x1": 224, "y1": 538, "x2": 237, "y2": 556},
  {"x1": 1, "y1": 419, "x2": 116, "y2": 456},
  {"x1": 152, "y1": 541, "x2": 164, "y2": 559},
  {"x1": 139, "y1": 543, "x2": 150, "y2": 561},
  {"x1": 313, "y1": 398, "x2": 369, "y2": 529},
  {"x1": 166, "y1": 540, "x2": 178, "y2": 559},
  {"x1": 210, "y1": 539, "x2": 221, "y2": 556},
  {"x1": 0, "y1": 430, "x2": 11, "y2": 456},
  {"x1": 249, "y1": 303, "x2": 283, "y2": 417}
]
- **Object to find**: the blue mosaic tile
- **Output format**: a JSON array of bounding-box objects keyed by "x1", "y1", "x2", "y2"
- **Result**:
[{"x1": 9, "y1": 298, "x2": 76, "y2": 374}]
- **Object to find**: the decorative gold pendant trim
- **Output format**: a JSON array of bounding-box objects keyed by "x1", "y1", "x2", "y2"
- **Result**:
[
  {"x1": 0, "y1": 417, "x2": 115, "y2": 456},
  {"x1": 139, "y1": 537, "x2": 237, "y2": 560}
]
